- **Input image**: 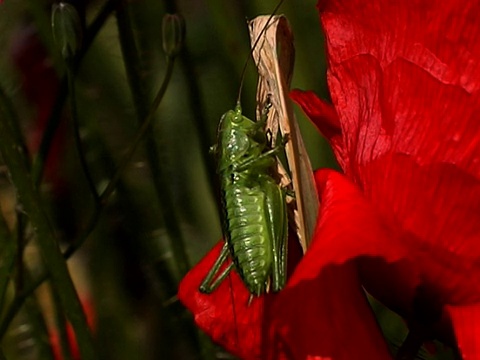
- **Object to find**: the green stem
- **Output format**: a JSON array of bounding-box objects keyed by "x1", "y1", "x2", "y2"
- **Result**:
[
  {"x1": 66, "y1": 54, "x2": 176, "y2": 256},
  {"x1": 0, "y1": 86, "x2": 29, "y2": 170},
  {"x1": 23, "y1": 288, "x2": 57, "y2": 360},
  {"x1": 80, "y1": 0, "x2": 120, "y2": 60},
  {"x1": 31, "y1": 80, "x2": 66, "y2": 187},
  {"x1": 0, "y1": 203, "x2": 14, "y2": 312},
  {"x1": 0, "y1": 51, "x2": 177, "y2": 341},
  {"x1": 14, "y1": 215, "x2": 25, "y2": 294},
  {"x1": 0, "y1": 288, "x2": 24, "y2": 340},
  {"x1": 51, "y1": 284, "x2": 74, "y2": 360},
  {"x1": 164, "y1": 0, "x2": 219, "y2": 205},
  {"x1": 115, "y1": 3, "x2": 190, "y2": 277},
  {"x1": 32, "y1": 0, "x2": 120, "y2": 186},
  {"x1": 0, "y1": 103, "x2": 95, "y2": 359},
  {"x1": 66, "y1": 66, "x2": 100, "y2": 204}
]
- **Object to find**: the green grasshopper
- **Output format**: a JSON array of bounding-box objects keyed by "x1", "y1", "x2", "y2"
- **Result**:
[{"x1": 199, "y1": 1, "x2": 289, "y2": 296}]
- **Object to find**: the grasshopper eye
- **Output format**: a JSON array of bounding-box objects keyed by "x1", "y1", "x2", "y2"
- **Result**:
[
  {"x1": 232, "y1": 103, "x2": 244, "y2": 123},
  {"x1": 232, "y1": 113, "x2": 243, "y2": 124}
]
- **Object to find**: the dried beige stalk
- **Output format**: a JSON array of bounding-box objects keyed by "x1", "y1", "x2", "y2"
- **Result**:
[{"x1": 248, "y1": 15, "x2": 319, "y2": 252}]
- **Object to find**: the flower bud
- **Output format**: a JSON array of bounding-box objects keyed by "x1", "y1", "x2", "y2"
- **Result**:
[
  {"x1": 162, "y1": 14, "x2": 185, "y2": 58},
  {"x1": 51, "y1": 2, "x2": 82, "y2": 61}
]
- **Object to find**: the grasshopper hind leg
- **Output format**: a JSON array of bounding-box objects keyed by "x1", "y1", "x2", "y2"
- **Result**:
[
  {"x1": 273, "y1": 188, "x2": 288, "y2": 292},
  {"x1": 263, "y1": 180, "x2": 288, "y2": 292},
  {"x1": 199, "y1": 242, "x2": 234, "y2": 294}
]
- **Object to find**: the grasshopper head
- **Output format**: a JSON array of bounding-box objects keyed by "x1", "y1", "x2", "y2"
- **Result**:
[{"x1": 217, "y1": 105, "x2": 264, "y2": 172}]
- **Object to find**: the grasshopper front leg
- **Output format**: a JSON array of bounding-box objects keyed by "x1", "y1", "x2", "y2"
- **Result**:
[{"x1": 234, "y1": 135, "x2": 289, "y2": 172}]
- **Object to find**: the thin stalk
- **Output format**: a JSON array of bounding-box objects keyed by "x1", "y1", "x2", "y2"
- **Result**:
[
  {"x1": 0, "y1": 86, "x2": 29, "y2": 169},
  {"x1": 14, "y1": 215, "x2": 25, "y2": 294},
  {"x1": 0, "y1": 106, "x2": 95, "y2": 358},
  {"x1": 81, "y1": 0, "x2": 121, "y2": 58},
  {"x1": 0, "y1": 204, "x2": 14, "y2": 311},
  {"x1": 164, "y1": 0, "x2": 219, "y2": 205},
  {"x1": 22, "y1": 286, "x2": 57, "y2": 360},
  {"x1": 31, "y1": 81, "x2": 66, "y2": 187},
  {"x1": 51, "y1": 284, "x2": 74, "y2": 360},
  {"x1": 0, "y1": 288, "x2": 24, "y2": 340},
  {"x1": 66, "y1": 54, "x2": 176, "y2": 255},
  {"x1": 0, "y1": 53, "x2": 177, "y2": 340},
  {"x1": 0, "y1": 84, "x2": 29, "y2": 308},
  {"x1": 66, "y1": 65, "x2": 100, "y2": 205},
  {"x1": 32, "y1": 0, "x2": 120, "y2": 185},
  {"x1": 115, "y1": 3, "x2": 190, "y2": 277}
]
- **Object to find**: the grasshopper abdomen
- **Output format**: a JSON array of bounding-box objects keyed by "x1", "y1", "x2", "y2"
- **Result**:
[{"x1": 224, "y1": 184, "x2": 273, "y2": 295}]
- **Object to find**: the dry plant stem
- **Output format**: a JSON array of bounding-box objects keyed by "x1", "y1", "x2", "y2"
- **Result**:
[
  {"x1": 250, "y1": 16, "x2": 319, "y2": 251},
  {"x1": 0, "y1": 54, "x2": 178, "y2": 340},
  {"x1": 0, "y1": 97, "x2": 95, "y2": 359}
]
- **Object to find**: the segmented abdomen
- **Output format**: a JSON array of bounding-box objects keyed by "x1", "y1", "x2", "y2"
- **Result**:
[{"x1": 223, "y1": 181, "x2": 273, "y2": 295}]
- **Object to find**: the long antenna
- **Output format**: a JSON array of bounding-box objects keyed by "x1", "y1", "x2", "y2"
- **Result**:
[{"x1": 236, "y1": 0, "x2": 286, "y2": 104}]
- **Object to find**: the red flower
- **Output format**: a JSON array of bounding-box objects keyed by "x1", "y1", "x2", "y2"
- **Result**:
[
  {"x1": 292, "y1": 0, "x2": 480, "y2": 358},
  {"x1": 181, "y1": 0, "x2": 480, "y2": 358},
  {"x1": 179, "y1": 170, "x2": 398, "y2": 359}
]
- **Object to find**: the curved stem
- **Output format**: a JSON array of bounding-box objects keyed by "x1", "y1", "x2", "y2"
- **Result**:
[
  {"x1": 65, "y1": 55, "x2": 176, "y2": 257},
  {"x1": 32, "y1": 0, "x2": 120, "y2": 186},
  {"x1": 50, "y1": 283, "x2": 74, "y2": 360},
  {"x1": 164, "y1": 0, "x2": 219, "y2": 204},
  {"x1": 115, "y1": 5, "x2": 191, "y2": 277},
  {"x1": 0, "y1": 55, "x2": 177, "y2": 340},
  {"x1": 0, "y1": 95, "x2": 95, "y2": 359},
  {"x1": 67, "y1": 66, "x2": 100, "y2": 205}
]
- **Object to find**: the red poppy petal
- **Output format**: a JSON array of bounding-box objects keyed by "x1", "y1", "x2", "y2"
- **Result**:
[
  {"x1": 305, "y1": 169, "x2": 407, "y2": 270},
  {"x1": 289, "y1": 90, "x2": 341, "y2": 140},
  {"x1": 315, "y1": 0, "x2": 480, "y2": 334},
  {"x1": 319, "y1": 0, "x2": 480, "y2": 177},
  {"x1": 180, "y1": 169, "x2": 408, "y2": 359},
  {"x1": 270, "y1": 264, "x2": 393, "y2": 360},
  {"x1": 268, "y1": 169, "x2": 410, "y2": 359},
  {"x1": 290, "y1": 89, "x2": 346, "y2": 169},
  {"x1": 360, "y1": 154, "x2": 480, "y2": 304},
  {"x1": 446, "y1": 303, "x2": 480, "y2": 359},
  {"x1": 178, "y1": 242, "x2": 270, "y2": 359}
]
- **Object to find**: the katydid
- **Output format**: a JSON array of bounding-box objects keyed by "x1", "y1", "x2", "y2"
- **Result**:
[{"x1": 199, "y1": 0, "x2": 289, "y2": 296}]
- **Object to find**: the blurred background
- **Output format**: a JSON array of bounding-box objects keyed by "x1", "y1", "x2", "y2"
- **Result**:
[{"x1": 0, "y1": 0, "x2": 458, "y2": 359}]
